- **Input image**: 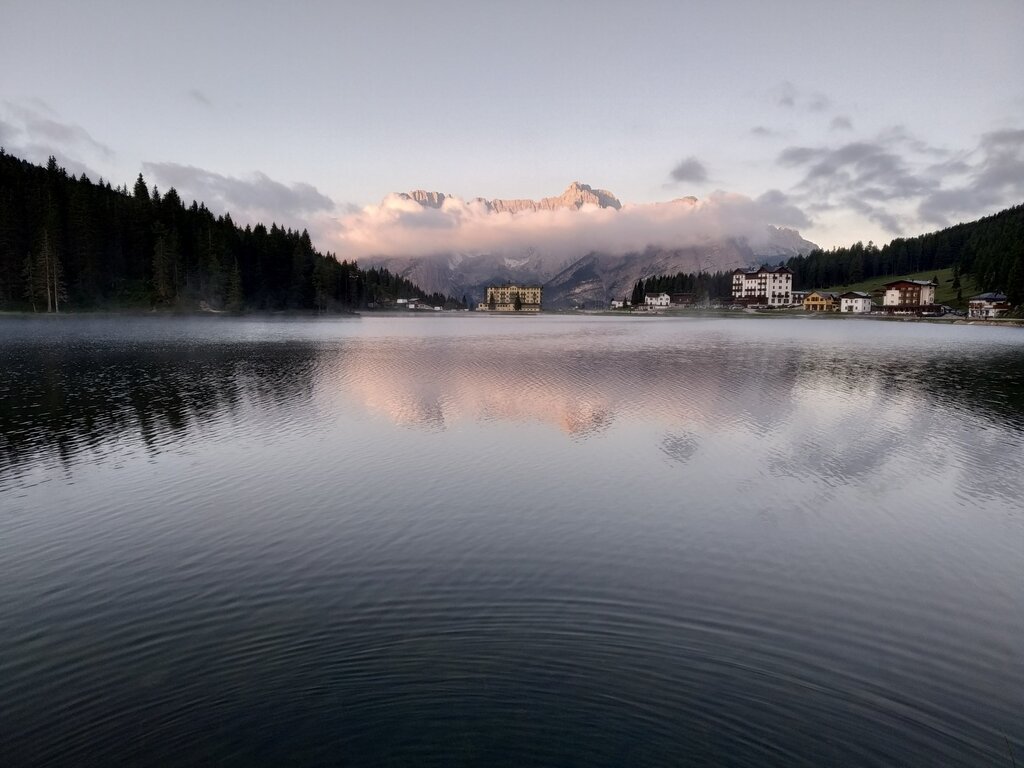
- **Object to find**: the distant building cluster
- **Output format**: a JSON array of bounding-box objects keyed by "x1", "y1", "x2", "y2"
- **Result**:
[
  {"x1": 478, "y1": 285, "x2": 542, "y2": 312},
  {"x1": 395, "y1": 297, "x2": 443, "y2": 311},
  {"x1": 612, "y1": 292, "x2": 698, "y2": 310},
  {"x1": 801, "y1": 280, "x2": 940, "y2": 314},
  {"x1": 608, "y1": 269, "x2": 1016, "y2": 320}
]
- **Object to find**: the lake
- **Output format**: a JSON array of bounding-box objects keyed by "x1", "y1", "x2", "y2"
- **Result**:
[{"x1": 1, "y1": 314, "x2": 1022, "y2": 766}]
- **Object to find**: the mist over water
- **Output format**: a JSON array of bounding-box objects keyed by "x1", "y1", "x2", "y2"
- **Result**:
[{"x1": 2, "y1": 315, "x2": 1023, "y2": 766}]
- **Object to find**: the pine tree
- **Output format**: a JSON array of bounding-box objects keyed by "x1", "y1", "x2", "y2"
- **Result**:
[
  {"x1": 227, "y1": 258, "x2": 244, "y2": 312},
  {"x1": 1007, "y1": 256, "x2": 1023, "y2": 308},
  {"x1": 513, "y1": 293, "x2": 523, "y2": 311},
  {"x1": 151, "y1": 226, "x2": 174, "y2": 304},
  {"x1": 631, "y1": 280, "x2": 645, "y2": 305},
  {"x1": 35, "y1": 230, "x2": 66, "y2": 312},
  {"x1": 22, "y1": 252, "x2": 41, "y2": 312},
  {"x1": 133, "y1": 174, "x2": 149, "y2": 202}
]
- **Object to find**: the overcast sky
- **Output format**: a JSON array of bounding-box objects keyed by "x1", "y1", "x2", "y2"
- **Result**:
[{"x1": 2, "y1": 0, "x2": 1022, "y2": 253}]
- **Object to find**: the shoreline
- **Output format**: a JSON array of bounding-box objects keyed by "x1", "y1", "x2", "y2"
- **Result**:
[{"x1": 2, "y1": 308, "x2": 1021, "y2": 327}]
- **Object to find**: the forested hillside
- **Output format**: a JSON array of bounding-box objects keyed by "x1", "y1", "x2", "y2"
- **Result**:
[
  {"x1": 0, "y1": 151, "x2": 457, "y2": 312},
  {"x1": 625, "y1": 271, "x2": 734, "y2": 304},
  {"x1": 784, "y1": 204, "x2": 1024, "y2": 303}
]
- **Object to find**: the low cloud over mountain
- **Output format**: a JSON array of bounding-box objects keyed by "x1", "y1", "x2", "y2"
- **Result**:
[
  {"x1": 332, "y1": 181, "x2": 811, "y2": 265},
  {"x1": 340, "y1": 182, "x2": 816, "y2": 304}
]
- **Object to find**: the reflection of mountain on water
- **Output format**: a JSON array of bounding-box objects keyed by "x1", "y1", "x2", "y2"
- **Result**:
[
  {"x1": 334, "y1": 335, "x2": 1024, "y2": 436},
  {"x1": 4, "y1": 319, "x2": 1023, "y2": 489},
  {"x1": 333, "y1": 339, "x2": 807, "y2": 437},
  {"x1": 330, "y1": 332, "x2": 1024, "y2": 496}
]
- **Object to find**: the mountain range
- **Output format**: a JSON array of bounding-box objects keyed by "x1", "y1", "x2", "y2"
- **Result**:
[{"x1": 363, "y1": 182, "x2": 817, "y2": 307}]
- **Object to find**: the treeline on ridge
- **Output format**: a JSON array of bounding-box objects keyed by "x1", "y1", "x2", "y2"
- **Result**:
[
  {"x1": 783, "y1": 204, "x2": 1024, "y2": 302},
  {"x1": 0, "y1": 151, "x2": 459, "y2": 312},
  {"x1": 626, "y1": 271, "x2": 735, "y2": 304},
  {"x1": 633, "y1": 203, "x2": 1024, "y2": 306}
]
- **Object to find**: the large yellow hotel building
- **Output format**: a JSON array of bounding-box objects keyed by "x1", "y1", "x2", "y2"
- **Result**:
[{"x1": 479, "y1": 285, "x2": 543, "y2": 312}]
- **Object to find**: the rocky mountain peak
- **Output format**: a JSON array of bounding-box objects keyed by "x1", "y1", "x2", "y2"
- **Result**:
[
  {"x1": 556, "y1": 181, "x2": 622, "y2": 210},
  {"x1": 400, "y1": 190, "x2": 447, "y2": 209},
  {"x1": 399, "y1": 183, "x2": 622, "y2": 214}
]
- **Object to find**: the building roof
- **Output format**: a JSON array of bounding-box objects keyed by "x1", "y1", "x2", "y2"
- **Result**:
[
  {"x1": 806, "y1": 291, "x2": 840, "y2": 299},
  {"x1": 969, "y1": 292, "x2": 1008, "y2": 301},
  {"x1": 732, "y1": 266, "x2": 793, "y2": 276},
  {"x1": 883, "y1": 279, "x2": 936, "y2": 288},
  {"x1": 840, "y1": 291, "x2": 872, "y2": 299}
]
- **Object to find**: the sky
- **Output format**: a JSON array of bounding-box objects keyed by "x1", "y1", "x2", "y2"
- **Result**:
[{"x1": 2, "y1": 0, "x2": 1023, "y2": 256}]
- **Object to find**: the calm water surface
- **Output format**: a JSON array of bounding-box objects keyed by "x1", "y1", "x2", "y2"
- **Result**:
[{"x1": 1, "y1": 315, "x2": 1022, "y2": 766}]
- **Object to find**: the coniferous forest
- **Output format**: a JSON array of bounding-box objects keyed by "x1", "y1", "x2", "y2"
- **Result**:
[
  {"x1": 783, "y1": 204, "x2": 1024, "y2": 304},
  {"x1": 630, "y1": 203, "x2": 1024, "y2": 307},
  {"x1": 0, "y1": 151, "x2": 459, "y2": 313}
]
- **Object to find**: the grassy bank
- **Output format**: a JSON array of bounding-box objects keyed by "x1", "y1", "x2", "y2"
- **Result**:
[{"x1": 819, "y1": 267, "x2": 978, "y2": 307}]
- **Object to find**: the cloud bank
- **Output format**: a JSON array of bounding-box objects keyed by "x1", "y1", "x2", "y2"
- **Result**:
[
  {"x1": 330, "y1": 188, "x2": 811, "y2": 262},
  {"x1": 0, "y1": 100, "x2": 111, "y2": 179},
  {"x1": 142, "y1": 162, "x2": 335, "y2": 228},
  {"x1": 777, "y1": 125, "x2": 1024, "y2": 232}
]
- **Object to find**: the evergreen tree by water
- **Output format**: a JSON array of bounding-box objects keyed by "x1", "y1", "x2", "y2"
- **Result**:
[{"x1": 0, "y1": 151, "x2": 461, "y2": 312}]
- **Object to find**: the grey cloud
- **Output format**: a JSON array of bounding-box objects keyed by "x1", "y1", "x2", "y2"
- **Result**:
[
  {"x1": 780, "y1": 139, "x2": 936, "y2": 202},
  {"x1": 778, "y1": 146, "x2": 824, "y2": 166},
  {"x1": 926, "y1": 157, "x2": 971, "y2": 176},
  {"x1": 142, "y1": 162, "x2": 335, "y2": 220},
  {"x1": 755, "y1": 189, "x2": 811, "y2": 228},
  {"x1": 879, "y1": 125, "x2": 951, "y2": 158},
  {"x1": 0, "y1": 102, "x2": 114, "y2": 164},
  {"x1": 830, "y1": 116, "x2": 853, "y2": 131},
  {"x1": 188, "y1": 88, "x2": 212, "y2": 107},
  {"x1": 773, "y1": 82, "x2": 832, "y2": 112},
  {"x1": 751, "y1": 125, "x2": 776, "y2": 137},
  {"x1": 0, "y1": 117, "x2": 14, "y2": 146},
  {"x1": 917, "y1": 189, "x2": 982, "y2": 225},
  {"x1": 844, "y1": 196, "x2": 903, "y2": 233},
  {"x1": 19, "y1": 143, "x2": 102, "y2": 179},
  {"x1": 807, "y1": 93, "x2": 831, "y2": 112},
  {"x1": 776, "y1": 81, "x2": 797, "y2": 108},
  {"x1": 27, "y1": 117, "x2": 114, "y2": 159},
  {"x1": 918, "y1": 128, "x2": 1024, "y2": 225},
  {"x1": 669, "y1": 156, "x2": 708, "y2": 183},
  {"x1": 979, "y1": 128, "x2": 1024, "y2": 149},
  {"x1": 778, "y1": 123, "x2": 1024, "y2": 232}
]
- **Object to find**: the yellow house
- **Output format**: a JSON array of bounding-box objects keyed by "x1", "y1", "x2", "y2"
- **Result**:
[{"x1": 803, "y1": 291, "x2": 839, "y2": 312}]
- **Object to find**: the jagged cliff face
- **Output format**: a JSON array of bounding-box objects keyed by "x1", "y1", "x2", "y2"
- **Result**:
[
  {"x1": 400, "y1": 190, "x2": 448, "y2": 209},
  {"x1": 366, "y1": 182, "x2": 816, "y2": 305},
  {"x1": 484, "y1": 181, "x2": 622, "y2": 213},
  {"x1": 398, "y1": 182, "x2": 622, "y2": 214}
]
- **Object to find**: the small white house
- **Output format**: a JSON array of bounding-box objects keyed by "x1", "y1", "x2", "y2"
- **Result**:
[
  {"x1": 610, "y1": 299, "x2": 630, "y2": 309},
  {"x1": 839, "y1": 291, "x2": 873, "y2": 313},
  {"x1": 645, "y1": 293, "x2": 670, "y2": 308}
]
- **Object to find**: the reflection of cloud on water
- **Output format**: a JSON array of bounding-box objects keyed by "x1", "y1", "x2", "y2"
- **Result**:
[
  {"x1": 329, "y1": 339, "x2": 804, "y2": 438},
  {"x1": 326, "y1": 334, "x2": 1024, "y2": 511}
]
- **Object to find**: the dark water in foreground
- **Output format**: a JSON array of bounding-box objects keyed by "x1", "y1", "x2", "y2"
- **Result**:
[{"x1": 1, "y1": 315, "x2": 1022, "y2": 767}]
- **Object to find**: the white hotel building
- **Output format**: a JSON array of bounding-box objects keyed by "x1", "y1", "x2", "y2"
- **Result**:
[{"x1": 731, "y1": 266, "x2": 794, "y2": 306}]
